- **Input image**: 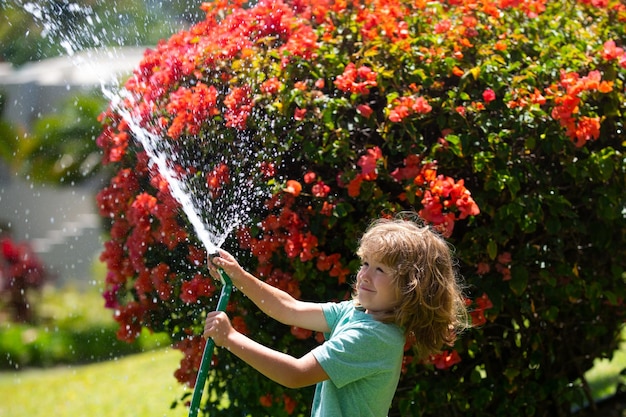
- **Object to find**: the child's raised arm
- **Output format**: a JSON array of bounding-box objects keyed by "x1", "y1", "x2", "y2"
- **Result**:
[
  {"x1": 204, "y1": 310, "x2": 329, "y2": 388},
  {"x1": 209, "y1": 249, "x2": 329, "y2": 333}
]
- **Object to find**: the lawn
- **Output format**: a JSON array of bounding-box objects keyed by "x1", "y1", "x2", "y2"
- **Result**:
[
  {"x1": 0, "y1": 348, "x2": 190, "y2": 417},
  {"x1": 0, "y1": 343, "x2": 624, "y2": 417},
  {"x1": 0, "y1": 283, "x2": 623, "y2": 417}
]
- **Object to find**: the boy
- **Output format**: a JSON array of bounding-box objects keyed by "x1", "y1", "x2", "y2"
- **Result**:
[{"x1": 204, "y1": 214, "x2": 467, "y2": 416}]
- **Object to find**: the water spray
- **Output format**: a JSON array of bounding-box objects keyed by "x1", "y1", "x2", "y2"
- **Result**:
[{"x1": 188, "y1": 253, "x2": 233, "y2": 417}]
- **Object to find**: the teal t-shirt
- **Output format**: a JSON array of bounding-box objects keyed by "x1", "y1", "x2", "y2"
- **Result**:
[{"x1": 310, "y1": 300, "x2": 405, "y2": 417}]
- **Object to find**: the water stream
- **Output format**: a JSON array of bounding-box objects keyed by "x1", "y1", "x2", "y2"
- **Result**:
[{"x1": 9, "y1": 0, "x2": 271, "y2": 255}]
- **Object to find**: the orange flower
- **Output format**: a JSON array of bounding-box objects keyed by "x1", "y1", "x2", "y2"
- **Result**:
[
  {"x1": 285, "y1": 180, "x2": 302, "y2": 196},
  {"x1": 494, "y1": 40, "x2": 507, "y2": 51},
  {"x1": 452, "y1": 66, "x2": 465, "y2": 77},
  {"x1": 259, "y1": 393, "x2": 273, "y2": 407},
  {"x1": 260, "y1": 77, "x2": 281, "y2": 94},
  {"x1": 347, "y1": 175, "x2": 363, "y2": 197},
  {"x1": 572, "y1": 116, "x2": 601, "y2": 147}
]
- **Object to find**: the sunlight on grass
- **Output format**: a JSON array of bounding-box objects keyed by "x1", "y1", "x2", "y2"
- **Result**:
[
  {"x1": 0, "y1": 336, "x2": 623, "y2": 416},
  {"x1": 0, "y1": 349, "x2": 191, "y2": 417},
  {"x1": 585, "y1": 339, "x2": 626, "y2": 400}
]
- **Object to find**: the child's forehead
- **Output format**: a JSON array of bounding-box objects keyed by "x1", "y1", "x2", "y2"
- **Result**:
[{"x1": 359, "y1": 250, "x2": 395, "y2": 267}]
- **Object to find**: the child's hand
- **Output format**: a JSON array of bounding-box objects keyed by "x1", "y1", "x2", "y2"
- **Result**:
[
  {"x1": 208, "y1": 249, "x2": 242, "y2": 282},
  {"x1": 203, "y1": 311, "x2": 234, "y2": 347}
]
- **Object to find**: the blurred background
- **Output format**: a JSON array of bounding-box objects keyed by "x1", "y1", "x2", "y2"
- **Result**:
[
  {"x1": 0, "y1": 0, "x2": 207, "y2": 285},
  {"x1": 0, "y1": 2, "x2": 207, "y2": 416}
]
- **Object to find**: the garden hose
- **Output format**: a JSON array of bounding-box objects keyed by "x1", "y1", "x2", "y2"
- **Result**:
[{"x1": 188, "y1": 266, "x2": 233, "y2": 417}]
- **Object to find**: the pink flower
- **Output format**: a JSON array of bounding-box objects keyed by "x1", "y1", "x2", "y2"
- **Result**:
[
  {"x1": 356, "y1": 104, "x2": 374, "y2": 118},
  {"x1": 412, "y1": 96, "x2": 432, "y2": 114},
  {"x1": 294, "y1": 107, "x2": 307, "y2": 121},
  {"x1": 483, "y1": 88, "x2": 496, "y2": 103},
  {"x1": 430, "y1": 350, "x2": 462, "y2": 370}
]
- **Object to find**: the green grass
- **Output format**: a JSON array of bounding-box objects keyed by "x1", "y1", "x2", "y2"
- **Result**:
[
  {"x1": 0, "y1": 280, "x2": 623, "y2": 416},
  {"x1": 0, "y1": 348, "x2": 191, "y2": 417},
  {"x1": 0, "y1": 345, "x2": 623, "y2": 417},
  {"x1": 585, "y1": 340, "x2": 626, "y2": 401}
]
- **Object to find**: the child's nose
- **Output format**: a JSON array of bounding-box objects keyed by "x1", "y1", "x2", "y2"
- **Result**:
[{"x1": 361, "y1": 270, "x2": 372, "y2": 281}]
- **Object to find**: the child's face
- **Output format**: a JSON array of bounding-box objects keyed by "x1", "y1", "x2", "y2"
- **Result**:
[{"x1": 356, "y1": 257, "x2": 399, "y2": 314}]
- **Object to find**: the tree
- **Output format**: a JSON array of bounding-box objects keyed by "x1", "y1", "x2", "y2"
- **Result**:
[
  {"x1": 0, "y1": 0, "x2": 204, "y2": 66},
  {"x1": 3, "y1": 92, "x2": 108, "y2": 185},
  {"x1": 96, "y1": 1, "x2": 626, "y2": 416}
]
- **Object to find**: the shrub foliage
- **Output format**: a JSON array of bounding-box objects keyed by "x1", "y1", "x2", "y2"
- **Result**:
[{"x1": 96, "y1": 0, "x2": 626, "y2": 415}]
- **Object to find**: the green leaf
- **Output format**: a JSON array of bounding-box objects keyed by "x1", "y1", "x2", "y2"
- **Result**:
[
  {"x1": 487, "y1": 240, "x2": 498, "y2": 260},
  {"x1": 509, "y1": 267, "x2": 529, "y2": 295}
]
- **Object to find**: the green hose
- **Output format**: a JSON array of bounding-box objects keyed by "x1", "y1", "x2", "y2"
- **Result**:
[{"x1": 188, "y1": 267, "x2": 233, "y2": 417}]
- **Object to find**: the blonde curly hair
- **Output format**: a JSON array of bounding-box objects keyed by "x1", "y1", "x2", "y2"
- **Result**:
[{"x1": 354, "y1": 213, "x2": 469, "y2": 359}]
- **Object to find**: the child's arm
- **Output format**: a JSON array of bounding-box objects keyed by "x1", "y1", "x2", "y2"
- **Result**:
[
  {"x1": 204, "y1": 310, "x2": 329, "y2": 388},
  {"x1": 209, "y1": 249, "x2": 330, "y2": 333}
]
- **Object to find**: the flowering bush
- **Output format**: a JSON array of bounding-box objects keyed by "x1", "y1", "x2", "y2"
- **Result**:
[
  {"x1": 96, "y1": 0, "x2": 626, "y2": 415},
  {"x1": 0, "y1": 237, "x2": 49, "y2": 323}
]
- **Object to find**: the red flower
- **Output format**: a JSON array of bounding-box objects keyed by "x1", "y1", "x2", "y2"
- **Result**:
[
  {"x1": 232, "y1": 316, "x2": 249, "y2": 335},
  {"x1": 429, "y1": 350, "x2": 462, "y2": 370},
  {"x1": 165, "y1": 82, "x2": 219, "y2": 139},
  {"x1": 601, "y1": 39, "x2": 625, "y2": 61},
  {"x1": 180, "y1": 273, "x2": 215, "y2": 304},
  {"x1": 311, "y1": 181, "x2": 330, "y2": 198},
  {"x1": 303, "y1": 171, "x2": 317, "y2": 184},
  {"x1": 283, "y1": 394, "x2": 297, "y2": 415},
  {"x1": 291, "y1": 326, "x2": 313, "y2": 340},
  {"x1": 294, "y1": 107, "x2": 307, "y2": 120},
  {"x1": 471, "y1": 293, "x2": 494, "y2": 326},
  {"x1": 358, "y1": 146, "x2": 383, "y2": 180},
  {"x1": 260, "y1": 161, "x2": 276, "y2": 179},
  {"x1": 348, "y1": 174, "x2": 364, "y2": 197},
  {"x1": 114, "y1": 301, "x2": 145, "y2": 343},
  {"x1": 224, "y1": 85, "x2": 253, "y2": 129},
  {"x1": 334, "y1": 63, "x2": 378, "y2": 95},
  {"x1": 206, "y1": 163, "x2": 231, "y2": 198},
  {"x1": 412, "y1": 96, "x2": 432, "y2": 114},
  {"x1": 482, "y1": 88, "x2": 496, "y2": 103},
  {"x1": 356, "y1": 103, "x2": 374, "y2": 118},
  {"x1": 259, "y1": 393, "x2": 273, "y2": 407},
  {"x1": 260, "y1": 77, "x2": 282, "y2": 94}
]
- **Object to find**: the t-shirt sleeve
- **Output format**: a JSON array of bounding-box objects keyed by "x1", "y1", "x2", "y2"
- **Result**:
[{"x1": 312, "y1": 307, "x2": 402, "y2": 389}]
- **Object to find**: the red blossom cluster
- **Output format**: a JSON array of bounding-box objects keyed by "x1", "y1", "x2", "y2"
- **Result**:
[
  {"x1": 334, "y1": 63, "x2": 378, "y2": 95},
  {"x1": 259, "y1": 391, "x2": 298, "y2": 414},
  {"x1": 476, "y1": 252, "x2": 512, "y2": 282},
  {"x1": 391, "y1": 154, "x2": 480, "y2": 237},
  {"x1": 508, "y1": 69, "x2": 614, "y2": 147},
  {"x1": 347, "y1": 146, "x2": 384, "y2": 198},
  {"x1": 173, "y1": 335, "x2": 206, "y2": 387},
  {"x1": 428, "y1": 350, "x2": 463, "y2": 370},
  {"x1": 550, "y1": 70, "x2": 613, "y2": 147},
  {"x1": 388, "y1": 95, "x2": 433, "y2": 122},
  {"x1": 602, "y1": 39, "x2": 626, "y2": 67},
  {"x1": 165, "y1": 83, "x2": 219, "y2": 139},
  {"x1": 468, "y1": 292, "x2": 494, "y2": 327},
  {"x1": 241, "y1": 192, "x2": 351, "y2": 286},
  {"x1": 0, "y1": 237, "x2": 49, "y2": 322}
]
